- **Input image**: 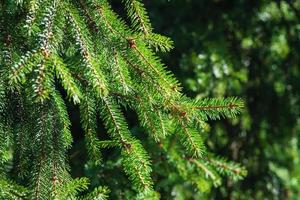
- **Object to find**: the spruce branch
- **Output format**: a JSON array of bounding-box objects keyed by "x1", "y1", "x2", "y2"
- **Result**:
[
  {"x1": 52, "y1": 55, "x2": 81, "y2": 104},
  {"x1": 0, "y1": 178, "x2": 29, "y2": 200},
  {"x1": 187, "y1": 158, "x2": 221, "y2": 186},
  {"x1": 205, "y1": 156, "x2": 247, "y2": 181},
  {"x1": 80, "y1": 186, "x2": 110, "y2": 200},
  {"x1": 111, "y1": 49, "x2": 132, "y2": 94},
  {"x1": 24, "y1": 0, "x2": 43, "y2": 35},
  {"x1": 56, "y1": 177, "x2": 89, "y2": 199},
  {"x1": 9, "y1": 50, "x2": 41, "y2": 85},
  {"x1": 141, "y1": 33, "x2": 174, "y2": 52},
  {"x1": 0, "y1": 0, "x2": 247, "y2": 198},
  {"x1": 99, "y1": 97, "x2": 157, "y2": 196},
  {"x1": 81, "y1": 0, "x2": 179, "y2": 96},
  {"x1": 11, "y1": 92, "x2": 31, "y2": 178},
  {"x1": 97, "y1": 140, "x2": 121, "y2": 148},
  {"x1": 123, "y1": 0, "x2": 152, "y2": 34},
  {"x1": 52, "y1": 92, "x2": 73, "y2": 149},
  {"x1": 66, "y1": 4, "x2": 108, "y2": 97},
  {"x1": 176, "y1": 117, "x2": 206, "y2": 158},
  {"x1": 192, "y1": 97, "x2": 244, "y2": 120},
  {"x1": 80, "y1": 90, "x2": 102, "y2": 165},
  {"x1": 128, "y1": 92, "x2": 169, "y2": 141},
  {"x1": 31, "y1": 60, "x2": 53, "y2": 102},
  {"x1": 30, "y1": 104, "x2": 51, "y2": 200}
]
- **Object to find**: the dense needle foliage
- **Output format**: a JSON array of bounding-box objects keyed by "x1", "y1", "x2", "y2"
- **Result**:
[{"x1": 0, "y1": 0, "x2": 246, "y2": 199}]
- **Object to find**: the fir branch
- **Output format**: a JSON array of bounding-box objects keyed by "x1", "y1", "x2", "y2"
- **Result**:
[
  {"x1": 52, "y1": 55, "x2": 81, "y2": 104},
  {"x1": 128, "y1": 40, "x2": 180, "y2": 96},
  {"x1": 38, "y1": 1, "x2": 58, "y2": 54},
  {"x1": 32, "y1": 60, "x2": 53, "y2": 102},
  {"x1": 141, "y1": 33, "x2": 174, "y2": 52},
  {"x1": 158, "y1": 138, "x2": 212, "y2": 192},
  {"x1": 11, "y1": 91, "x2": 31, "y2": 178},
  {"x1": 84, "y1": 0, "x2": 131, "y2": 40},
  {"x1": 134, "y1": 94, "x2": 169, "y2": 141},
  {"x1": 10, "y1": 0, "x2": 60, "y2": 99},
  {"x1": 121, "y1": 50, "x2": 178, "y2": 106},
  {"x1": 52, "y1": 92, "x2": 73, "y2": 149},
  {"x1": 0, "y1": 178, "x2": 29, "y2": 200},
  {"x1": 187, "y1": 157, "x2": 221, "y2": 186},
  {"x1": 97, "y1": 140, "x2": 120, "y2": 148},
  {"x1": 80, "y1": 186, "x2": 110, "y2": 200},
  {"x1": 82, "y1": 0, "x2": 179, "y2": 100},
  {"x1": 80, "y1": 90, "x2": 102, "y2": 165},
  {"x1": 123, "y1": 0, "x2": 152, "y2": 34},
  {"x1": 82, "y1": 0, "x2": 178, "y2": 97},
  {"x1": 205, "y1": 157, "x2": 247, "y2": 181},
  {"x1": 66, "y1": 4, "x2": 108, "y2": 97},
  {"x1": 0, "y1": 0, "x2": 247, "y2": 197},
  {"x1": 50, "y1": 92, "x2": 74, "y2": 199},
  {"x1": 111, "y1": 49, "x2": 132, "y2": 94},
  {"x1": 31, "y1": 104, "x2": 52, "y2": 200},
  {"x1": 192, "y1": 97, "x2": 244, "y2": 120},
  {"x1": 9, "y1": 50, "x2": 41, "y2": 85},
  {"x1": 168, "y1": 96, "x2": 244, "y2": 122},
  {"x1": 99, "y1": 97, "x2": 157, "y2": 196},
  {"x1": 56, "y1": 177, "x2": 89, "y2": 198},
  {"x1": 176, "y1": 117, "x2": 206, "y2": 158},
  {"x1": 24, "y1": 0, "x2": 43, "y2": 35}
]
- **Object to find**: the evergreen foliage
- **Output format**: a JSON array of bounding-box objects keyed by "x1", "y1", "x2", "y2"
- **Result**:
[{"x1": 0, "y1": 0, "x2": 246, "y2": 199}]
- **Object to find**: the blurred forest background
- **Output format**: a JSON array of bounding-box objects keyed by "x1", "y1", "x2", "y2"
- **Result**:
[{"x1": 69, "y1": 0, "x2": 300, "y2": 199}]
